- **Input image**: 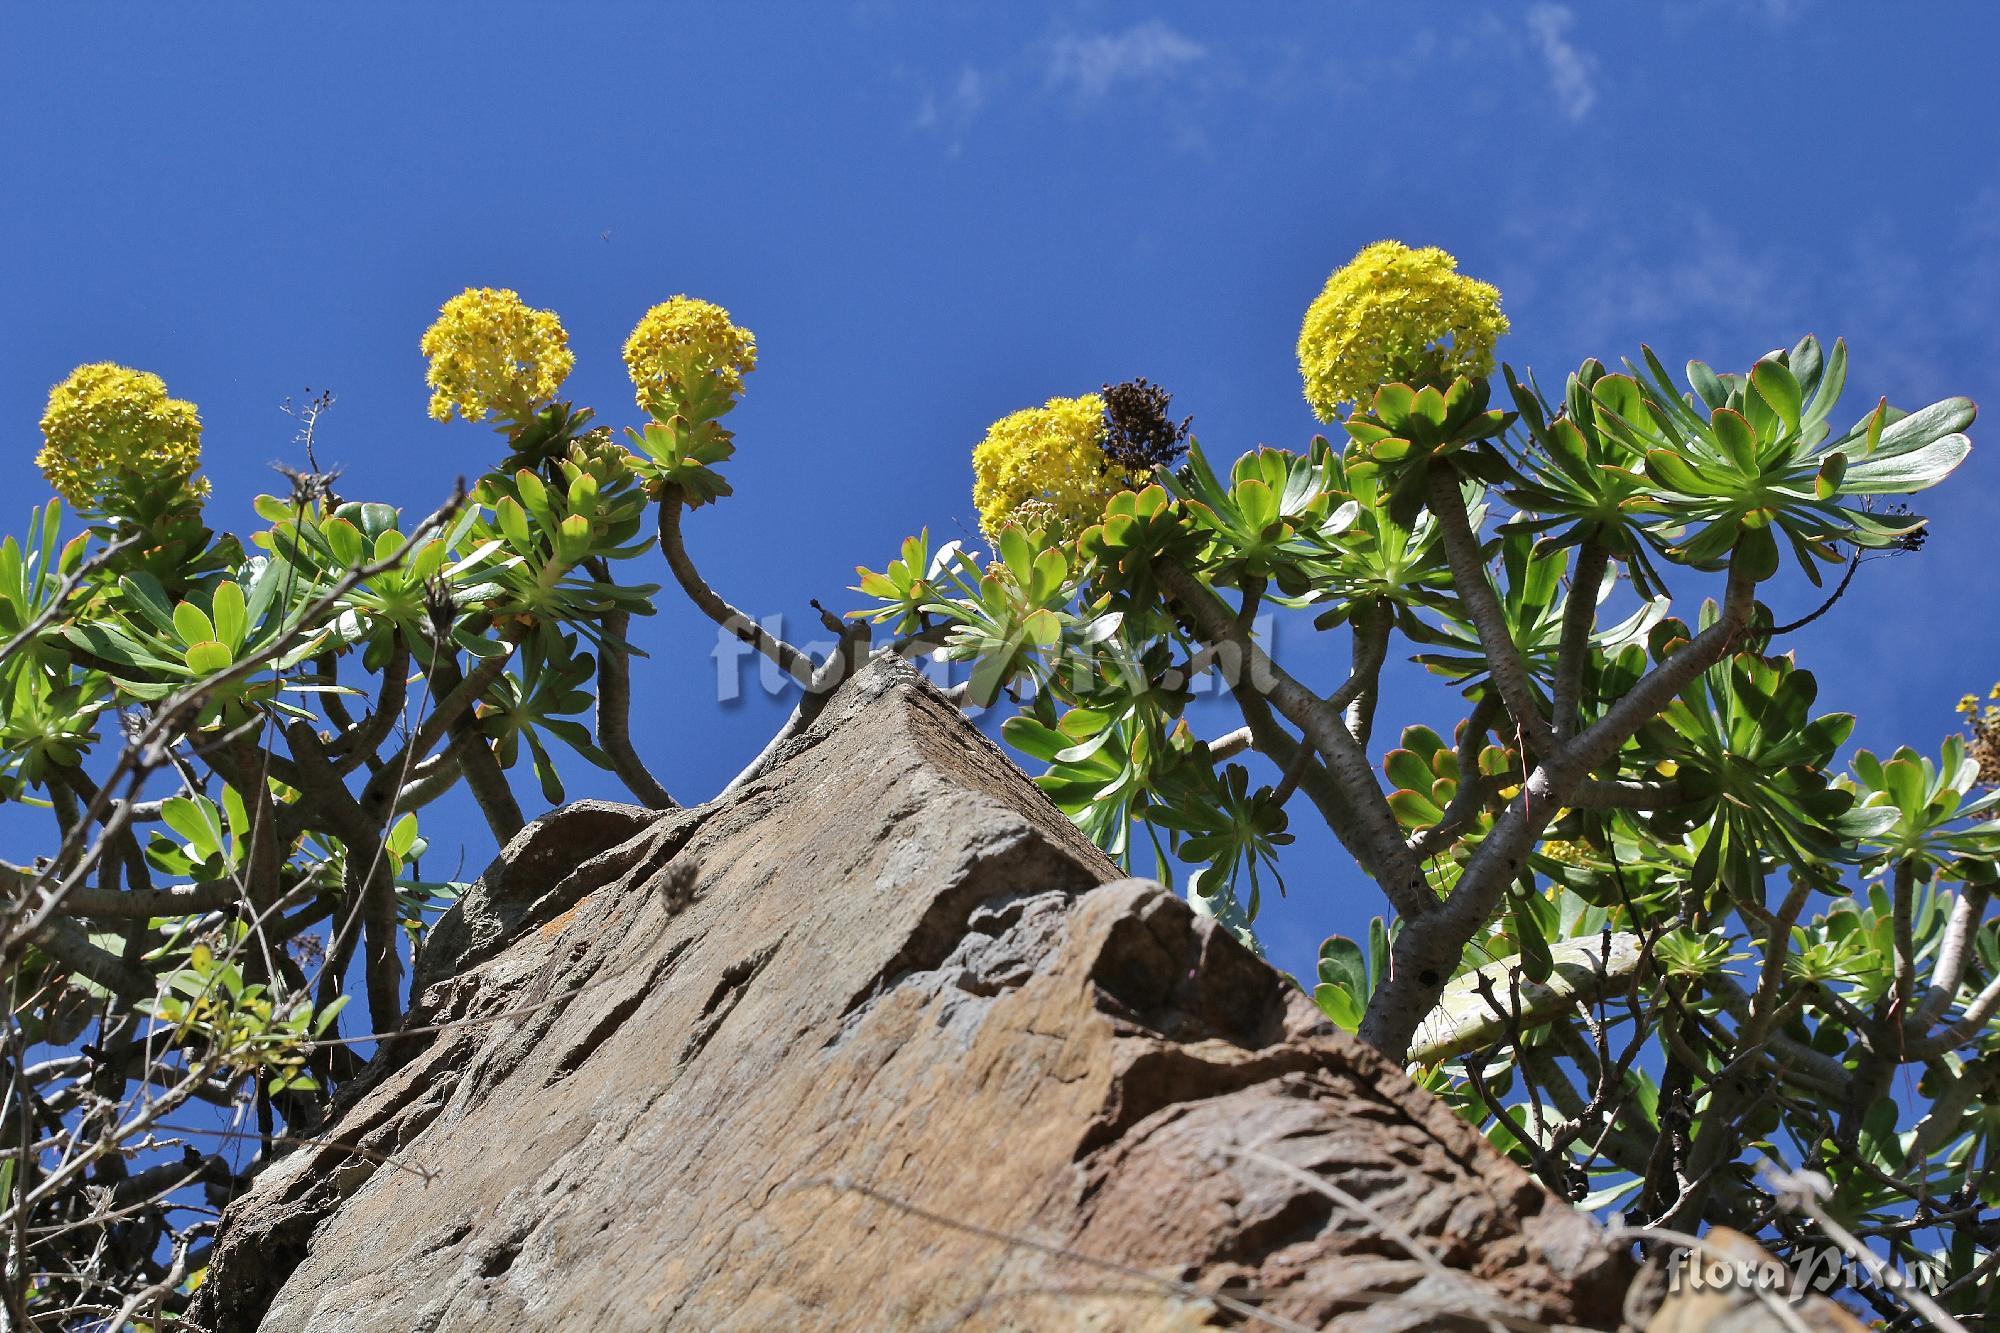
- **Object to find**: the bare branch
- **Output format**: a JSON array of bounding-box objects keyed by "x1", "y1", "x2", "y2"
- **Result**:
[
  {"x1": 1891, "y1": 859, "x2": 1919, "y2": 1020},
  {"x1": 1408, "y1": 932, "x2": 1644, "y2": 1067},
  {"x1": 1361, "y1": 563, "x2": 1760, "y2": 1059},
  {"x1": 327, "y1": 637, "x2": 409, "y2": 776},
  {"x1": 1330, "y1": 596, "x2": 1392, "y2": 748},
  {"x1": 1769, "y1": 548, "x2": 1861, "y2": 636},
  {"x1": 1918, "y1": 880, "x2": 1991, "y2": 1023},
  {"x1": 1205, "y1": 727, "x2": 1254, "y2": 761},
  {"x1": 1153, "y1": 558, "x2": 1428, "y2": 917},
  {"x1": 1426, "y1": 468, "x2": 1555, "y2": 753},
  {"x1": 1569, "y1": 777, "x2": 1688, "y2": 810},
  {"x1": 592, "y1": 604, "x2": 676, "y2": 808},
  {"x1": 657, "y1": 490, "x2": 813, "y2": 687},
  {"x1": 12, "y1": 914, "x2": 157, "y2": 1002},
  {"x1": 1551, "y1": 540, "x2": 1607, "y2": 740}
]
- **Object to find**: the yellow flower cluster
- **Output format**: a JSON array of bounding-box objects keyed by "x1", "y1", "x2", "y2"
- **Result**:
[
  {"x1": 1297, "y1": 240, "x2": 1508, "y2": 421},
  {"x1": 420, "y1": 288, "x2": 574, "y2": 424},
  {"x1": 1956, "y1": 683, "x2": 2000, "y2": 714},
  {"x1": 622, "y1": 296, "x2": 758, "y2": 415},
  {"x1": 971, "y1": 393, "x2": 1135, "y2": 543},
  {"x1": 1538, "y1": 838, "x2": 1595, "y2": 868},
  {"x1": 37, "y1": 363, "x2": 208, "y2": 515},
  {"x1": 1962, "y1": 682, "x2": 2000, "y2": 785}
]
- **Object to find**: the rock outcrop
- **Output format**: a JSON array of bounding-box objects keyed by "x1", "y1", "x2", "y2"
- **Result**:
[{"x1": 194, "y1": 658, "x2": 1633, "y2": 1330}]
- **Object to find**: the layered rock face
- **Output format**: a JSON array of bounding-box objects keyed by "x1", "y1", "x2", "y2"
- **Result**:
[{"x1": 193, "y1": 658, "x2": 1631, "y2": 1331}]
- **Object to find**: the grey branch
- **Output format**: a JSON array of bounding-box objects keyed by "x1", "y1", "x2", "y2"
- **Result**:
[
  {"x1": 592, "y1": 606, "x2": 677, "y2": 809},
  {"x1": 1361, "y1": 563, "x2": 1760, "y2": 1060},
  {"x1": 658, "y1": 490, "x2": 813, "y2": 687},
  {"x1": 1550, "y1": 541, "x2": 1608, "y2": 740},
  {"x1": 1407, "y1": 931, "x2": 1644, "y2": 1066},
  {"x1": 1426, "y1": 468, "x2": 1555, "y2": 754},
  {"x1": 1154, "y1": 558, "x2": 1428, "y2": 918}
]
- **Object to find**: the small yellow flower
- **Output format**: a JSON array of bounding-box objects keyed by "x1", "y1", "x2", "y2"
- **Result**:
[
  {"x1": 1539, "y1": 839, "x2": 1594, "y2": 868},
  {"x1": 1297, "y1": 240, "x2": 1508, "y2": 421},
  {"x1": 971, "y1": 394, "x2": 1138, "y2": 543},
  {"x1": 1961, "y1": 694, "x2": 1982, "y2": 716},
  {"x1": 622, "y1": 296, "x2": 757, "y2": 415},
  {"x1": 37, "y1": 363, "x2": 208, "y2": 515},
  {"x1": 420, "y1": 288, "x2": 574, "y2": 425}
]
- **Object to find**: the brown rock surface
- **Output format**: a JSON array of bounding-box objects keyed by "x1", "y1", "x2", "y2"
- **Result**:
[{"x1": 193, "y1": 657, "x2": 1631, "y2": 1331}]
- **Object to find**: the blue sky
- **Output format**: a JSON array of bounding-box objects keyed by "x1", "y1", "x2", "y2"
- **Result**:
[{"x1": 3, "y1": 3, "x2": 1996, "y2": 982}]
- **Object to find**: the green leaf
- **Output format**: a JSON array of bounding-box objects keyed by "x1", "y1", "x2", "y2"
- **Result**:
[
  {"x1": 1234, "y1": 479, "x2": 1278, "y2": 531},
  {"x1": 556, "y1": 514, "x2": 592, "y2": 563},
  {"x1": 211, "y1": 581, "x2": 248, "y2": 654},
  {"x1": 1591, "y1": 374, "x2": 1653, "y2": 435},
  {"x1": 1881, "y1": 757, "x2": 1926, "y2": 816},
  {"x1": 1873, "y1": 396, "x2": 1976, "y2": 457},
  {"x1": 1750, "y1": 359, "x2": 1802, "y2": 433},
  {"x1": 1410, "y1": 385, "x2": 1448, "y2": 428},
  {"x1": 1710, "y1": 408, "x2": 1759, "y2": 469},
  {"x1": 161, "y1": 797, "x2": 220, "y2": 858},
  {"x1": 1371, "y1": 383, "x2": 1415, "y2": 420},
  {"x1": 515, "y1": 470, "x2": 552, "y2": 525},
  {"x1": 1686, "y1": 359, "x2": 1728, "y2": 410},
  {"x1": 1841, "y1": 433, "x2": 1971, "y2": 495},
  {"x1": 1000, "y1": 716, "x2": 1068, "y2": 763},
  {"x1": 1317, "y1": 934, "x2": 1369, "y2": 997},
  {"x1": 64, "y1": 620, "x2": 162, "y2": 671},
  {"x1": 221, "y1": 784, "x2": 249, "y2": 845},
  {"x1": 1734, "y1": 525, "x2": 1780, "y2": 583},
  {"x1": 118, "y1": 573, "x2": 181, "y2": 636},
  {"x1": 1389, "y1": 788, "x2": 1445, "y2": 825},
  {"x1": 1383, "y1": 748, "x2": 1435, "y2": 794},
  {"x1": 1512, "y1": 896, "x2": 1554, "y2": 983},
  {"x1": 173, "y1": 601, "x2": 216, "y2": 648},
  {"x1": 1644, "y1": 448, "x2": 1720, "y2": 497},
  {"x1": 183, "y1": 640, "x2": 233, "y2": 675},
  {"x1": 1577, "y1": 1177, "x2": 1641, "y2": 1211},
  {"x1": 998, "y1": 526, "x2": 1034, "y2": 587},
  {"x1": 494, "y1": 498, "x2": 533, "y2": 552},
  {"x1": 1313, "y1": 982, "x2": 1363, "y2": 1031},
  {"x1": 322, "y1": 517, "x2": 364, "y2": 567},
  {"x1": 387, "y1": 812, "x2": 419, "y2": 859},
  {"x1": 1022, "y1": 608, "x2": 1062, "y2": 649}
]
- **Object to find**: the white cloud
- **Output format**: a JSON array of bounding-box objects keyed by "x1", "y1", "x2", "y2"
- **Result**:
[
  {"x1": 1496, "y1": 205, "x2": 1795, "y2": 357},
  {"x1": 914, "y1": 66, "x2": 990, "y2": 129},
  {"x1": 1669, "y1": 0, "x2": 1810, "y2": 29},
  {"x1": 913, "y1": 65, "x2": 993, "y2": 155},
  {"x1": 1525, "y1": 4, "x2": 1598, "y2": 123},
  {"x1": 908, "y1": 21, "x2": 1212, "y2": 155},
  {"x1": 1045, "y1": 20, "x2": 1207, "y2": 100}
]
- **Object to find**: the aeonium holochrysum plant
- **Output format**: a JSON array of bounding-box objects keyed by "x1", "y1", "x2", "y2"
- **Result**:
[
  {"x1": 855, "y1": 240, "x2": 1998, "y2": 1312},
  {"x1": 0, "y1": 244, "x2": 1992, "y2": 1322},
  {"x1": 0, "y1": 281, "x2": 892, "y2": 1320}
]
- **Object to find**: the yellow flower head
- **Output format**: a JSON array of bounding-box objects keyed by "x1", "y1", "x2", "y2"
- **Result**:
[
  {"x1": 623, "y1": 297, "x2": 758, "y2": 416},
  {"x1": 420, "y1": 288, "x2": 574, "y2": 425},
  {"x1": 37, "y1": 363, "x2": 208, "y2": 516},
  {"x1": 1538, "y1": 838, "x2": 1595, "y2": 868},
  {"x1": 1297, "y1": 240, "x2": 1508, "y2": 421},
  {"x1": 971, "y1": 393, "x2": 1138, "y2": 543}
]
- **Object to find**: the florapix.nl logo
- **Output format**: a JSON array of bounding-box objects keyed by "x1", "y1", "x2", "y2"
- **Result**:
[{"x1": 1664, "y1": 1242, "x2": 1945, "y2": 1305}]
